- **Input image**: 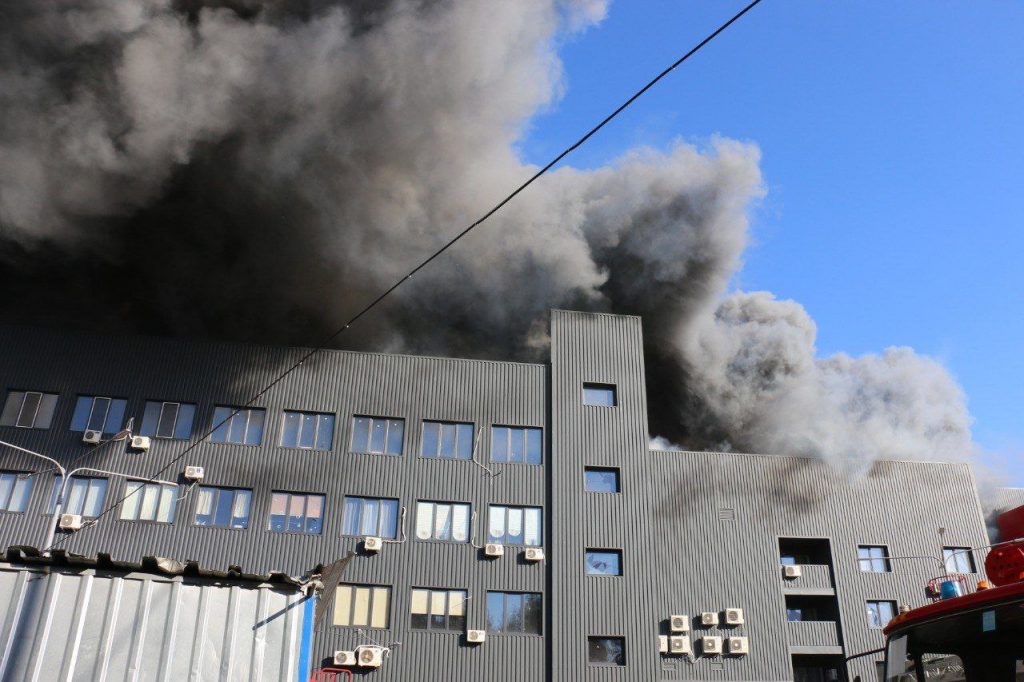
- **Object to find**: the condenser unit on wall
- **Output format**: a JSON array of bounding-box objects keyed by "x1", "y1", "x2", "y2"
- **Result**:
[
  {"x1": 700, "y1": 611, "x2": 719, "y2": 627},
  {"x1": 467, "y1": 629, "x2": 487, "y2": 643},
  {"x1": 59, "y1": 514, "x2": 83, "y2": 530},
  {"x1": 484, "y1": 543, "x2": 504, "y2": 557},
  {"x1": 363, "y1": 536, "x2": 383, "y2": 552},
  {"x1": 355, "y1": 645, "x2": 384, "y2": 668},
  {"x1": 524, "y1": 547, "x2": 545, "y2": 562},
  {"x1": 333, "y1": 651, "x2": 356, "y2": 666},
  {"x1": 130, "y1": 435, "x2": 151, "y2": 451},
  {"x1": 783, "y1": 564, "x2": 802, "y2": 579},
  {"x1": 724, "y1": 608, "x2": 744, "y2": 625},
  {"x1": 726, "y1": 636, "x2": 749, "y2": 655},
  {"x1": 701, "y1": 636, "x2": 722, "y2": 656},
  {"x1": 670, "y1": 614, "x2": 689, "y2": 632},
  {"x1": 82, "y1": 430, "x2": 102, "y2": 445},
  {"x1": 184, "y1": 465, "x2": 205, "y2": 481},
  {"x1": 669, "y1": 636, "x2": 691, "y2": 655}
]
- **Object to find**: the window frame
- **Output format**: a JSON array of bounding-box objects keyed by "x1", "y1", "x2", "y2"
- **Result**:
[
  {"x1": 414, "y1": 500, "x2": 471, "y2": 543},
  {"x1": 582, "y1": 383, "x2": 618, "y2": 408},
  {"x1": 865, "y1": 599, "x2": 897, "y2": 629},
  {"x1": 409, "y1": 587, "x2": 468, "y2": 633},
  {"x1": 486, "y1": 504, "x2": 543, "y2": 547},
  {"x1": 587, "y1": 636, "x2": 627, "y2": 666},
  {"x1": 0, "y1": 471, "x2": 34, "y2": 513},
  {"x1": 419, "y1": 420, "x2": 475, "y2": 461},
  {"x1": 583, "y1": 466, "x2": 621, "y2": 493},
  {"x1": 857, "y1": 544, "x2": 892, "y2": 573},
  {"x1": 341, "y1": 495, "x2": 401, "y2": 539},
  {"x1": 585, "y1": 548, "x2": 624, "y2": 577},
  {"x1": 943, "y1": 546, "x2": 976, "y2": 573},
  {"x1": 350, "y1": 415, "x2": 405, "y2": 456},
  {"x1": 1, "y1": 390, "x2": 59, "y2": 430},
  {"x1": 332, "y1": 583, "x2": 391, "y2": 629},
  {"x1": 192, "y1": 485, "x2": 253, "y2": 530},
  {"x1": 279, "y1": 410, "x2": 335, "y2": 451},
  {"x1": 210, "y1": 405, "x2": 266, "y2": 446},
  {"x1": 139, "y1": 400, "x2": 196, "y2": 440},
  {"x1": 267, "y1": 491, "x2": 326, "y2": 535},
  {"x1": 69, "y1": 395, "x2": 127, "y2": 435},
  {"x1": 485, "y1": 591, "x2": 543, "y2": 636},
  {"x1": 119, "y1": 480, "x2": 179, "y2": 524},
  {"x1": 48, "y1": 475, "x2": 108, "y2": 518},
  {"x1": 489, "y1": 425, "x2": 543, "y2": 465}
]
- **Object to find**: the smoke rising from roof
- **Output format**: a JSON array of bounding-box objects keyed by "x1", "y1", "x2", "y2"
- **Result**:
[{"x1": 0, "y1": 0, "x2": 974, "y2": 472}]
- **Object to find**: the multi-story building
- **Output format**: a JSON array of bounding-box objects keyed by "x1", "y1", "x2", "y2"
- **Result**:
[{"x1": 0, "y1": 310, "x2": 993, "y2": 681}]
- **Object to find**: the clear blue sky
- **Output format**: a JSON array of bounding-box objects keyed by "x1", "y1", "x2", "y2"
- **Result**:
[{"x1": 521, "y1": 1, "x2": 1024, "y2": 484}]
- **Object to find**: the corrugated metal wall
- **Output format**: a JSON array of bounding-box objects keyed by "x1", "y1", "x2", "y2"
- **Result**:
[{"x1": 0, "y1": 562, "x2": 308, "y2": 682}]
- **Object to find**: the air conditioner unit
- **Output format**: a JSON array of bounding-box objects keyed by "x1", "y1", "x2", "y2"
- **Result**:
[
  {"x1": 726, "y1": 636, "x2": 749, "y2": 655},
  {"x1": 130, "y1": 435, "x2": 151, "y2": 452},
  {"x1": 701, "y1": 636, "x2": 722, "y2": 656},
  {"x1": 484, "y1": 543, "x2": 504, "y2": 557},
  {"x1": 658, "y1": 635, "x2": 668, "y2": 654},
  {"x1": 363, "y1": 536, "x2": 383, "y2": 552},
  {"x1": 59, "y1": 514, "x2": 83, "y2": 530},
  {"x1": 183, "y1": 465, "x2": 205, "y2": 481},
  {"x1": 669, "y1": 636, "x2": 691, "y2": 655},
  {"x1": 355, "y1": 645, "x2": 384, "y2": 668},
  {"x1": 82, "y1": 430, "x2": 102, "y2": 445},
  {"x1": 783, "y1": 564, "x2": 802, "y2": 579},
  {"x1": 724, "y1": 608, "x2": 744, "y2": 625},
  {"x1": 333, "y1": 651, "x2": 356, "y2": 666},
  {"x1": 700, "y1": 611, "x2": 719, "y2": 627},
  {"x1": 467, "y1": 629, "x2": 486, "y2": 644},
  {"x1": 670, "y1": 614, "x2": 689, "y2": 632},
  {"x1": 524, "y1": 547, "x2": 544, "y2": 562}
]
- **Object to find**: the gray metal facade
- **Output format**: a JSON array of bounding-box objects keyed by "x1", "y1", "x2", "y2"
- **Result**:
[{"x1": 0, "y1": 310, "x2": 996, "y2": 680}]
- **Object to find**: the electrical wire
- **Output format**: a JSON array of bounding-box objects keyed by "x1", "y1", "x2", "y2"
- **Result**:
[{"x1": 46, "y1": 0, "x2": 764, "y2": 551}]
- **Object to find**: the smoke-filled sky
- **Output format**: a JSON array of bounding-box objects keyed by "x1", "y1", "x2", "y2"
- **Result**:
[{"x1": 0, "y1": 0, "x2": 998, "y2": 476}]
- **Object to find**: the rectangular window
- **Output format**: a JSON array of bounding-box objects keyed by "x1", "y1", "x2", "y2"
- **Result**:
[
  {"x1": 120, "y1": 480, "x2": 178, "y2": 523},
  {"x1": 582, "y1": 383, "x2": 617, "y2": 407},
  {"x1": 0, "y1": 472, "x2": 33, "y2": 513},
  {"x1": 193, "y1": 486, "x2": 252, "y2": 529},
  {"x1": 585, "y1": 549, "x2": 623, "y2": 576},
  {"x1": 866, "y1": 600, "x2": 897, "y2": 629},
  {"x1": 49, "y1": 476, "x2": 107, "y2": 517},
  {"x1": 210, "y1": 406, "x2": 265, "y2": 445},
  {"x1": 490, "y1": 426, "x2": 542, "y2": 465},
  {"x1": 1, "y1": 391, "x2": 58, "y2": 429},
  {"x1": 342, "y1": 496, "x2": 400, "y2": 539},
  {"x1": 857, "y1": 545, "x2": 891, "y2": 573},
  {"x1": 415, "y1": 501, "x2": 470, "y2": 542},
  {"x1": 140, "y1": 401, "x2": 196, "y2": 440},
  {"x1": 588, "y1": 636, "x2": 626, "y2": 666},
  {"x1": 333, "y1": 584, "x2": 390, "y2": 628},
  {"x1": 281, "y1": 411, "x2": 335, "y2": 450},
  {"x1": 410, "y1": 588, "x2": 467, "y2": 632},
  {"x1": 69, "y1": 396, "x2": 126, "y2": 435},
  {"x1": 584, "y1": 467, "x2": 620, "y2": 493},
  {"x1": 350, "y1": 416, "x2": 404, "y2": 455},
  {"x1": 268, "y1": 491, "x2": 324, "y2": 534},
  {"x1": 487, "y1": 505, "x2": 542, "y2": 546},
  {"x1": 420, "y1": 421, "x2": 474, "y2": 460},
  {"x1": 486, "y1": 591, "x2": 542, "y2": 635},
  {"x1": 943, "y1": 547, "x2": 976, "y2": 573}
]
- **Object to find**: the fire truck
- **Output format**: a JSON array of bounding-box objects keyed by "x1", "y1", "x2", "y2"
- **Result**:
[{"x1": 875, "y1": 505, "x2": 1024, "y2": 681}]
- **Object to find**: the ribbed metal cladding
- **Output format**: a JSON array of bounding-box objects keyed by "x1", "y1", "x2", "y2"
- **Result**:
[
  {"x1": 993, "y1": 487, "x2": 1024, "y2": 514},
  {"x1": 0, "y1": 326, "x2": 546, "y2": 678},
  {"x1": 549, "y1": 310, "x2": 990, "y2": 682}
]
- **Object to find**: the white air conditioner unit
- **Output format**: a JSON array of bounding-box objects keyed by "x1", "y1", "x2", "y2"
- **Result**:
[
  {"x1": 700, "y1": 611, "x2": 719, "y2": 627},
  {"x1": 355, "y1": 645, "x2": 384, "y2": 668},
  {"x1": 658, "y1": 635, "x2": 668, "y2": 654},
  {"x1": 333, "y1": 650, "x2": 356, "y2": 666},
  {"x1": 130, "y1": 435, "x2": 151, "y2": 452},
  {"x1": 467, "y1": 629, "x2": 486, "y2": 644},
  {"x1": 524, "y1": 547, "x2": 544, "y2": 562},
  {"x1": 59, "y1": 513, "x2": 83, "y2": 530},
  {"x1": 783, "y1": 564, "x2": 802, "y2": 579},
  {"x1": 484, "y1": 543, "x2": 504, "y2": 557},
  {"x1": 724, "y1": 608, "x2": 744, "y2": 625},
  {"x1": 726, "y1": 636, "x2": 749, "y2": 655},
  {"x1": 183, "y1": 465, "x2": 205, "y2": 481},
  {"x1": 670, "y1": 614, "x2": 689, "y2": 632},
  {"x1": 669, "y1": 636, "x2": 691, "y2": 655},
  {"x1": 82, "y1": 430, "x2": 102, "y2": 445},
  {"x1": 701, "y1": 636, "x2": 722, "y2": 656},
  {"x1": 363, "y1": 536, "x2": 383, "y2": 552}
]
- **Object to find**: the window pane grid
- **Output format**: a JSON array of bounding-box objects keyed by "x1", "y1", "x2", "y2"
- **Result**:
[
  {"x1": 211, "y1": 406, "x2": 265, "y2": 445},
  {"x1": 943, "y1": 547, "x2": 975, "y2": 573},
  {"x1": 139, "y1": 401, "x2": 196, "y2": 440},
  {"x1": 490, "y1": 426, "x2": 542, "y2": 465},
  {"x1": 866, "y1": 600, "x2": 897, "y2": 628},
  {"x1": 342, "y1": 496, "x2": 400, "y2": 538},
  {"x1": 194, "y1": 486, "x2": 252, "y2": 529},
  {"x1": 70, "y1": 396, "x2": 126, "y2": 435},
  {"x1": 420, "y1": 421, "x2": 474, "y2": 460},
  {"x1": 410, "y1": 588, "x2": 467, "y2": 631},
  {"x1": 50, "y1": 476, "x2": 107, "y2": 517},
  {"x1": 351, "y1": 416, "x2": 404, "y2": 455},
  {"x1": 333, "y1": 584, "x2": 390, "y2": 628},
  {"x1": 415, "y1": 501, "x2": 470, "y2": 542},
  {"x1": 857, "y1": 545, "x2": 891, "y2": 573},
  {"x1": 0, "y1": 472, "x2": 33, "y2": 513},
  {"x1": 120, "y1": 481, "x2": 178, "y2": 523},
  {"x1": 281, "y1": 411, "x2": 335, "y2": 451},
  {"x1": 487, "y1": 505, "x2": 542, "y2": 546},
  {"x1": 268, "y1": 492, "x2": 324, "y2": 534},
  {"x1": 486, "y1": 591, "x2": 542, "y2": 634},
  {"x1": 0, "y1": 391, "x2": 57, "y2": 430}
]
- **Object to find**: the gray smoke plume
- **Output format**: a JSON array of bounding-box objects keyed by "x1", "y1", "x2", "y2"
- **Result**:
[{"x1": 0, "y1": 0, "x2": 975, "y2": 472}]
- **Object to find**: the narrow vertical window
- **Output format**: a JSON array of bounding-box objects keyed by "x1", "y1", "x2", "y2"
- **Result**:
[
  {"x1": 1, "y1": 391, "x2": 59, "y2": 429},
  {"x1": 140, "y1": 401, "x2": 196, "y2": 440}
]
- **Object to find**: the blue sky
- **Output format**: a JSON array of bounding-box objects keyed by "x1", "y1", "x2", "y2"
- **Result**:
[{"x1": 521, "y1": 1, "x2": 1024, "y2": 483}]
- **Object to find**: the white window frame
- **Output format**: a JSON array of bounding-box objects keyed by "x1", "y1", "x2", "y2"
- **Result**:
[
  {"x1": 120, "y1": 480, "x2": 179, "y2": 524},
  {"x1": 487, "y1": 505, "x2": 542, "y2": 546},
  {"x1": 415, "y1": 500, "x2": 470, "y2": 543},
  {"x1": 409, "y1": 588, "x2": 468, "y2": 632}
]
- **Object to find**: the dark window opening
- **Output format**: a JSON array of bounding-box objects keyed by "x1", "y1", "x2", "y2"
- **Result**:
[
  {"x1": 785, "y1": 595, "x2": 839, "y2": 622},
  {"x1": 779, "y1": 537, "x2": 833, "y2": 566},
  {"x1": 588, "y1": 636, "x2": 626, "y2": 666}
]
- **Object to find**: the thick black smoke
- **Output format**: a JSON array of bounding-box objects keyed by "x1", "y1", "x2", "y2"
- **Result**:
[{"x1": 0, "y1": 0, "x2": 974, "y2": 472}]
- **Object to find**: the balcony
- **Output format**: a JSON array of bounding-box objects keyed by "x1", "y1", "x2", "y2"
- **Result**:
[
  {"x1": 780, "y1": 563, "x2": 834, "y2": 594},
  {"x1": 786, "y1": 620, "x2": 842, "y2": 654}
]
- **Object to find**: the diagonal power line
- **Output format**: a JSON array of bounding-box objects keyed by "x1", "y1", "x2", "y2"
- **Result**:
[{"x1": 47, "y1": 0, "x2": 765, "y2": 551}]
